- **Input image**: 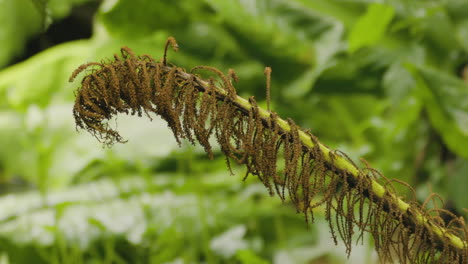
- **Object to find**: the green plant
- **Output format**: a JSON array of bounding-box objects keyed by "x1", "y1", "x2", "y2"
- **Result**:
[{"x1": 70, "y1": 37, "x2": 467, "y2": 263}]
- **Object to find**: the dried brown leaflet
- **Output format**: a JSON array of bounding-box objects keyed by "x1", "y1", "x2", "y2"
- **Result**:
[{"x1": 70, "y1": 37, "x2": 467, "y2": 263}]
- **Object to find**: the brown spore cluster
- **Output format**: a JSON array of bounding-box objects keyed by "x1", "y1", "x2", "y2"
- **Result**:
[{"x1": 70, "y1": 37, "x2": 467, "y2": 263}]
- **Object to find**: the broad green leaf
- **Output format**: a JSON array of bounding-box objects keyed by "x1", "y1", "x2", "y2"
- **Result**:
[
  {"x1": 284, "y1": 67, "x2": 321, "y2": 98},
  {"x1": 99, "y1": 0, "x2": 173, "y2": 37},
  {"x1": 312, "y1": 47, "x2": 390, "y2": 95},
  {"x1": 0, "y1": 0, "x2": 42, "y2": 68},
  {"x1": 99, "y1": 0, "x2": 209, "y2": 39},
  {"x1": 448, "y1": 158, "x2": 468, "y2": 212},
  {"x1": 291, "y1": 0, "x2": 360, "y2": 26},
  {"x1": 456, "y1": 19, "x2": 468, "y2": 53},
  {"x1": 409, "y1": 64, "x2": 468, "y2": 158},
  {"x1": 383, "y1": 62, "x2": 416, "y2": 103},
  {"x1": 284, "y1": 23, "x2": 345, "y2": 98},
  {"x1": 48, "y1": 0, "x2": 94, "y2": 18},
  {"x1": 348, "y1": 3, "x2": 395, "y2": 53},
  {"x1": 236, "y1": 249, "x2": 270, "y2": 264},
  {"x1": 0, "y1": 0, "x2": 96, "y2": 68},
  {"x1": 0, "y1": 40, "x2": 91, "y2": 109},
  {"x1": 422, "y1": 8, "x2": 459, "y2": 53},
  {"x1": 203, "y1": 0, "x2": 320, "y2": 66}
]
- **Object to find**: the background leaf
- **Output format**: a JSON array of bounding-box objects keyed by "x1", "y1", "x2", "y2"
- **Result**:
[
  {"x1": 348, "y1": 3, "x2": 395, "y2": 53},
  {"x1": 409, "y1": 64, "x2": 468, "y2": 159}
]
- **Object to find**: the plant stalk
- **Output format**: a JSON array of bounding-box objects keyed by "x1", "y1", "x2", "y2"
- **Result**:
[{"x1": 171, "y1": 67, "x2": 467, "y2": 253}]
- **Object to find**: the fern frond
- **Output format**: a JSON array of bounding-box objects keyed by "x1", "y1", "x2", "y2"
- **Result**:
[{"x1": 70, "y1": 37, "x2": 467, "y2": 263}]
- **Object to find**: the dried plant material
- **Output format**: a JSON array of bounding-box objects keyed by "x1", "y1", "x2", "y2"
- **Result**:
[{"x1": 70, "y1": 37, "x2": 468, "y2": 263}]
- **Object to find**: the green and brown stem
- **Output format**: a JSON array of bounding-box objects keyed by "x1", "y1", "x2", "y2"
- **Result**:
[
  {"x1": 173, "y1": 67, "x2": 467, "y2": 253},
  {"x1": 71, "y1": 42, "x2": 467, "y2": 263}
]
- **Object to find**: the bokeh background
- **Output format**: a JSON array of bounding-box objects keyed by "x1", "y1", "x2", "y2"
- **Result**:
[{"x1": 0, "y1": 0, "x2": 467, "y2": 263}]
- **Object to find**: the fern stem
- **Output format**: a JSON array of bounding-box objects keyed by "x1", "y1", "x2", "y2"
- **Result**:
[{"x1": 174, "y1": 67, "x2": 466, "y2": 252}]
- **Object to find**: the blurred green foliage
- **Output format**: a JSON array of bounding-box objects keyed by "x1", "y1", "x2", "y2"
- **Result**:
[{"x1": 0, "y1": 0, "x2": 467, "y2": 263}]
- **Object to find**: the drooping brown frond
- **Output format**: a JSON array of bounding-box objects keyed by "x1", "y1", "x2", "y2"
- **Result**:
[{"x1": 70, "y1": 37, "x2": 468, "y2": 263}]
